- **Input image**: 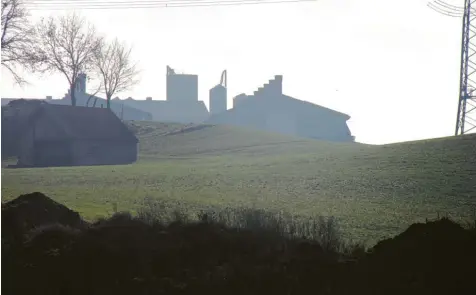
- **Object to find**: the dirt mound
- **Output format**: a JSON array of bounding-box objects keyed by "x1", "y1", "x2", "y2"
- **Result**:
[
  {"x1": 2, "y1": 192, "x2": 85, "y2": 244},
  {"x1": 356, "y1": 218, "x2": 476, "y2": 295},
  {"x1": 370, "y1": 217, "x2": 474, "y2": 257}
]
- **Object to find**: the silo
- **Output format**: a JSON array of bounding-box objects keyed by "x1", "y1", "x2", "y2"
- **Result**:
[
  {"x1": 209, "y1": 84, "x2": 227, "y2": 115},
  {"x1": 233, "y1": 93, "x2": 248, "y2": 108}
]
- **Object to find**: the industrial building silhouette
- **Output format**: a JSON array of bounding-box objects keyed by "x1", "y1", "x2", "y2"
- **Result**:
[
  {"x1": 1, "y1": 66, "x2": 354, "y2": 142},
  {"x1": 119, "y1": 66, "x2": 209, "y2": 123},
  {"x1": 209, "y1": 70, "x2": 228, "y2": 116},
  {"x1": 206, "y1": 75, "x2": 354, "y2": 142}
]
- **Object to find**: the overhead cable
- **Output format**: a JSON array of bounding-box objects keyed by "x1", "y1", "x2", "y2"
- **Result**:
[{"x1": 24, "y1": 0, "x2": 319, "y2": 10}]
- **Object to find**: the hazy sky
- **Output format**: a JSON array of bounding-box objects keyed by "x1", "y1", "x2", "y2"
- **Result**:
[{"x1": 0, "y1": 0, "x2": 467, "y2": 144}]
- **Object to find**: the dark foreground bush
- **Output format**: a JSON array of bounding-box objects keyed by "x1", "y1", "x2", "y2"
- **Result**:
[
  {"x1": 138, "y1": 196, "x2": 345, "y2": 252},
  {"x1": 2, "y1": 193, "x2": 476, "y2": 295}
]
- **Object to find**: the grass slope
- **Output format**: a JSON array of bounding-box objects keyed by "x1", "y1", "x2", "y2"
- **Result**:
[
  {"x1": 2, "y1": 121, "x2": 476, "y2": 243},
  {"x1": 132, "y1": 121, "x2": 357, "y2": 158}
]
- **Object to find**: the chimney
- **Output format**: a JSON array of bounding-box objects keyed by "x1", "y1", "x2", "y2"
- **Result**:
[
  {"x1": 274, "y1": 75, "x2": 283, "y2": 95},
  {"x1": 46, "y1": 96, "x2": 52, "y2": 100},
  {"x1": 146, "y1": 97, "x2": 152, "y2": 101}
]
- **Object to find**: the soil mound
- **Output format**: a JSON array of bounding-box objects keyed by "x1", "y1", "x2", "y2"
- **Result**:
[
  {"x1": 370, "y1": 217, "x2": 474, "y2": 257},
  {"x1": 2, "y1": 192, "x2": 85, "y2": 244},
  {"x1": 357, "y1": 218, "x2": 476, "y2": 295}
]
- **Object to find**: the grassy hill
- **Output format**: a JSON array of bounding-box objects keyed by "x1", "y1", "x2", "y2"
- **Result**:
[
  {"x1": 130, "y1": 121, "x2": 360, "y2": 158},
  {"x1": 2, "y1": 121, "x2": 476, "y2": 244}
]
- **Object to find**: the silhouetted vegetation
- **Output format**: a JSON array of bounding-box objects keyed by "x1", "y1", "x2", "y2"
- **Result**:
[{"x1": 2, "y1": 192, "x2": 476, "y2": 295}]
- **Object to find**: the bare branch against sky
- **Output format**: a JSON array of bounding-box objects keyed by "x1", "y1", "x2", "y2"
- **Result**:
[
  {"x1": 1, "y1": 0, "x2": 38, "y2": 85},
  {"x1": 32, "y1": 13, "x2": 103, "y2": 106},
  {"x1": 94, "y1": 38, "x2": 140, "y2": 109}
]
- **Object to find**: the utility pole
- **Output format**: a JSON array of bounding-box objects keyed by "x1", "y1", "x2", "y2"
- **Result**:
[{"x1": 429, "y1": 0, "x2": 476, "y2": 135}]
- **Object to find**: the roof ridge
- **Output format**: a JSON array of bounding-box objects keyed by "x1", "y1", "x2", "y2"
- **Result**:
[
  {"x1": 34, "y1": 104, "x2": 138, "y2": 142},
  {"x1": 282, "y1": 95, "x2": 350, "y2": 120}
]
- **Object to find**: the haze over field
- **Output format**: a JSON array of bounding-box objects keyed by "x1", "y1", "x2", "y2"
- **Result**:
[{"x1": 0, "y1": 0, "x2": 466, "y2": 144}]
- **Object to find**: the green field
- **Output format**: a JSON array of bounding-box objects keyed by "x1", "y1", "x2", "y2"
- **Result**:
[{"x1": 2, "y1": 121, "x2": 476, "y2": 243}]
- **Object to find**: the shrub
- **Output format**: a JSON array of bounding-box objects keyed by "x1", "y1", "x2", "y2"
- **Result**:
[{"x1": 138, "y1": 197, "x2": 343, "y2": 252}]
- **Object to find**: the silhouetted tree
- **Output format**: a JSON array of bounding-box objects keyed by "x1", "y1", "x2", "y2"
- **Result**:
[
  {"x1": 1, "y1": 0, "x2": 38, "y2": 84},
  {"x1": 94, "y1": 38, "x2": 139, "y2": 109},
  {"x1": 32, "y1": 13, "x2": 102, "y2": 106}
]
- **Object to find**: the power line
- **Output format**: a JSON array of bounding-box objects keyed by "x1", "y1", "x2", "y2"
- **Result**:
[
  {"x1": 26, "y1": 0, "x2": 277, "y2": 3},
  {"x1": 428, "y1": 0, "x2": 464, "y2": 17},
  {"x1": 24, "y1": 0, "x2": 318, "y2": 10},
  {"x1": 434, "y1": 0, "x2": 464, "y2": 11}
]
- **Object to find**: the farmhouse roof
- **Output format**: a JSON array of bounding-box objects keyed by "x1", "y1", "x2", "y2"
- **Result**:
[{"x1": 31, "y1": 104, "x2": 138, "y2": 143}]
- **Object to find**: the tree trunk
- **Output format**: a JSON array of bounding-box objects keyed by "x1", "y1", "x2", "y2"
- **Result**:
[
  {"x1": 70, "y1": 84, "x2": 76, "y2": 106},
  {"x1": 107, "y1": 94, "x2": 111, "y2": 109},
  {"x1": 86, "y1": 95, "x2": 93, "y2": 107}
]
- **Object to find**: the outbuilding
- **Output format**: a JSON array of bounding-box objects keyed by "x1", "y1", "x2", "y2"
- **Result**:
[{"x1": 16, "y1": 104, "x2": 138, "y2": 167}]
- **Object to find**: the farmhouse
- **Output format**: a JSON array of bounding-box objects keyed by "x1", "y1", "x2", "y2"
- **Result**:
[
  {"x1": 206, "y1": 75, "x2": 355, "y2": 142},
  {"x1": 13, "y1": 103, "x2": 138, "y2": 167}
]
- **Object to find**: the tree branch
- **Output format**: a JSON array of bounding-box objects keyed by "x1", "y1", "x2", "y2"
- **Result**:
[
  {"x1": 31, "y1": 12, "x2": 102, "y2": 106},
  {"x1": 1, "y1": 0, "x2": 38, "y2": 85},
  {"x1": 93, "y1": 37, "x2": 140, "y2": 109}
]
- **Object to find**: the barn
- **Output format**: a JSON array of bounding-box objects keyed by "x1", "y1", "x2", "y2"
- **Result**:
[{"x1": 14, "y1": 104, "x2": 138, "y2": 167}]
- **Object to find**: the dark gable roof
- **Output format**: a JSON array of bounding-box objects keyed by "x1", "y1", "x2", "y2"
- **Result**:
[
  {"x1": 33, "y1": 104, "x2": 138, "y2": 143},
  {"x1": 2, "y1": 98, "x2": 46, "y2": 106}
]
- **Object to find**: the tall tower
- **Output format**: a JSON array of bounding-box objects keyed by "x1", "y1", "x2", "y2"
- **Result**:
[
  {"x1": 209, "y1": 70, "x2": 227, "y2": 115},
  {"x1": 429, "y1": 0, "x2": 476, "y2": 135},
  {"x1": 76, "y1": 73, "x2": 87, "y2": 94},
  {"x1": 455, "y1": 0, "x2": 476, "y2": 135}
]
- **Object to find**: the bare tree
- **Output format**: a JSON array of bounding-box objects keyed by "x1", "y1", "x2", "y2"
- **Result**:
[
  {"x1": 94, "y1": 38, "x2": 139, "y2": 109},
  {"x1": 1, "y1": 0, "x2": 37, "y2": 84},
  {"x1": 32, "y1": 13, "x2": 102, "y2": 106}
]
